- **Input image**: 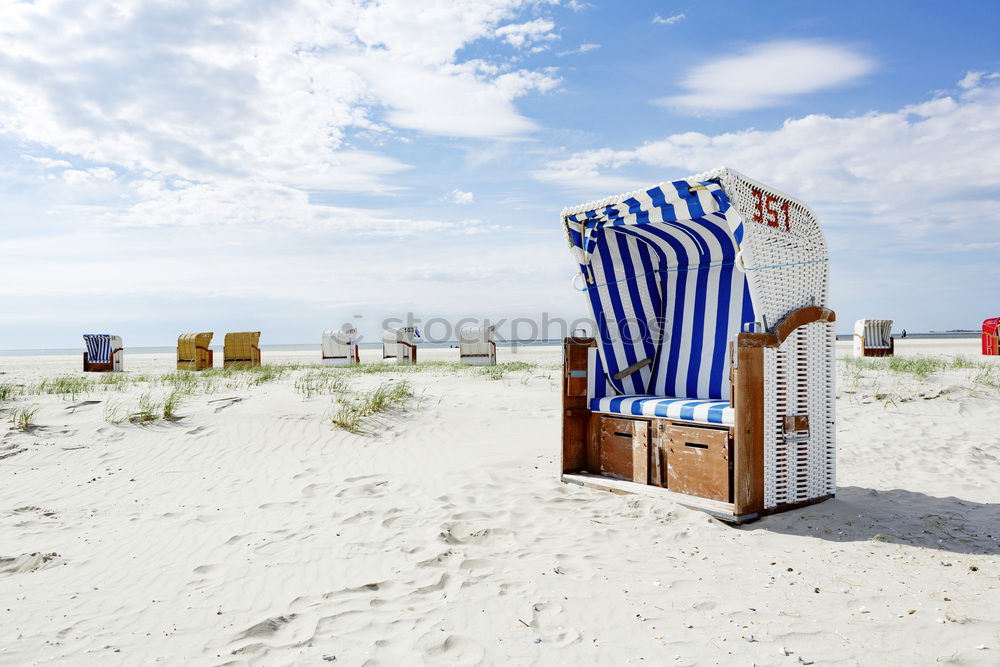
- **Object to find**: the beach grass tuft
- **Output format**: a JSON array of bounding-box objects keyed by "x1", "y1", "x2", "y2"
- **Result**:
[
  {"x1": 478, "y1": 361, "x2": 535, "y2": 380},
  {"x1": 9, "y1": 405, "x2": 39, "y2": 431},
  {"x1": 294, "y1": 370, "x2": 350, "y2": 398},
  {"x1": 331, "y1": 380, "x2": 413, "y2": 432},
  {"x1": 0, "y1": 382, "x2": 20, "y2": 401},
  {"x1": 161, "y1": 389, "x2": 184, "y2": 420},
  {"x1": 128, "y1": 392, "x2": 160, "y2": 424},
  {"x1": 33, "y1": 375, "x2": 93, "y2": 398}
]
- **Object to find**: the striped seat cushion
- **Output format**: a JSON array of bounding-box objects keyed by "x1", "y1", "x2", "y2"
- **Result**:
[{"x1": 590, "y1": 395, "x2": 734, "y2": 427}]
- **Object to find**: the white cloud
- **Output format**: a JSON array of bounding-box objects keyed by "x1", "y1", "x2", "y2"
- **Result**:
[
  {"x1": 557, "y1": 43, "x2": 600, "y2": 57},
  {"x1": 444, "y1": 189, "x2": 475, "y2": 204},
  {"x1": 537, "y1": 74, "x2": 1000, "y2": 245},
  {"x1": 101, "y1": 178, "x2": 500, "y2": 236},
  {"x1": 0, "y1": 0, "x2": 561, "y2": 196},
  {"x1": 495, "y1": 19, "x2": 558, "y2": 49},
  {"x1": 20, "y1": 154, "x2": 72, "y2": 169},
  {"x1": 653, "y1": 13, "x2": 685, "y2": 25},
  {"x1": 958, "y1": 70, "x2": 999, "y2": 90},
  {"x1": 659, "y1": 40, "x2": 874, "y2": 112}
]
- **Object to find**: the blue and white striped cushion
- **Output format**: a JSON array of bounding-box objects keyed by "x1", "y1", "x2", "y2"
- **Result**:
[
  {"x1": 590, "y1": 395, "x2": 734, "y2": 427},
  {"x1": 83, "y1": 334, "x2": 112, "y2": 363}
]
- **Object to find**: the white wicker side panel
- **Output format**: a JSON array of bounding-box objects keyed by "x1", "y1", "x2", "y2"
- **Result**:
[
  {"x1": 763, "y1": 347, "x2": 782, "y2": 508},
  {"x1": 763, "y1": 321, "x2": 837, "y2": 509}
]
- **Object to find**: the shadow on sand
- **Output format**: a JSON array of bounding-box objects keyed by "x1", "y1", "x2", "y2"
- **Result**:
[{"x1": 751, "y1": 486, "x2": 1000, "y2": 555}]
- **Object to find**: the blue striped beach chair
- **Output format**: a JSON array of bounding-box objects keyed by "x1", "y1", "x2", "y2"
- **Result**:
[
  {"x1": 83, "y1": 334, "x2": 123, "y2": 372},
  {"x1": 560, "y1": 168, "x2": 836, "y2": 522}
]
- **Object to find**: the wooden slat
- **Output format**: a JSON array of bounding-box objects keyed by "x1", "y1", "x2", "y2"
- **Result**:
[
  {"x1": 560, "y1": 473, "x2": 752, "y2": 521},
  {"x1": 562, "y1": 337, "x2": 596, "y2": 475},
  {"x1": 733, "y1": 336, "x2": 765, "y2": 515},
  {"x1": 561, "y1": 410, "x2": 589, "y2": 473},
  {"x1": 631, "y1": 420, "x2": 649, "y2": 484}
]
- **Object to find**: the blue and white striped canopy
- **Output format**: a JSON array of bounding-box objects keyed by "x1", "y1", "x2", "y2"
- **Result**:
[
  {"x1": 83, "y1": 334, "x2": 114, "y2": 363},
  {"x1": 564, "y1": 178, "x2": 756, "y2": 401}
]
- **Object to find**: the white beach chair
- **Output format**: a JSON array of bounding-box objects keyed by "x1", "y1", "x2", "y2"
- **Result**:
[
  {"x1": 322, "y1": 327, "x2": 360, "y2": 366},
  {"x1": 458, "y1": 325, "x2": 496, "y2": 365},
  {"x1": 560, "y1": 168, "x2": 836, "y2": 522},
  {"x1": 382, "y1": 326, "x2": 419, "y2": 364},
  {"x1": 83, "y1": 334, "x2": 123, "y2": 372},
  {"x1": 854, "y1": 319, "x2": 894, "y2": 357}
]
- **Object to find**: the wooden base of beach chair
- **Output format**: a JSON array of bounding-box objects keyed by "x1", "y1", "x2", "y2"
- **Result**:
[
  {"x1": 322, "y1": 348, "x2": 359, "y2": 367},
  {"x1": 860, "y1": 338, "x2": 894, "y2": 357},
  {"x1": 460, "y1": 341, "x2": 497, "y2": 366},
  {"x1": 560, "y1": 306, "x2": 836, "y2": 524},
  {"x1": 83, "y1": 351, "x2": 122, "y2": 373}
]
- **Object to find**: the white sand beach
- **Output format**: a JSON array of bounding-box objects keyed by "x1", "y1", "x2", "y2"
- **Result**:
[{"x1": 1, "y1": 340, "x2": 998, "y2": 665}]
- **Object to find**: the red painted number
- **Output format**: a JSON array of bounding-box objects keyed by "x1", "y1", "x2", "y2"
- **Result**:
[{"x1": 750, "y1": 188, "x2": 791, "y2": 231}]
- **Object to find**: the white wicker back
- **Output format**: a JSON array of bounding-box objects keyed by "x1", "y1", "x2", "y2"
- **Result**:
[{"x1": 694, "y1": 168, "x2": 829, "y2": 328}]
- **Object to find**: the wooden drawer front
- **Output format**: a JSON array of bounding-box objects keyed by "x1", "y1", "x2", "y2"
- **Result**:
[
  {"x1": 664, "y1": 424, "x2": 731, "y2": 502},
  {"x1": 598, "y1": 416, "x2": 649, "y2": 484}
]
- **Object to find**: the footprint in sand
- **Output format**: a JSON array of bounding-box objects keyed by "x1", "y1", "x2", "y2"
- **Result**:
[
  {"x1": 0, "y1": 552, "x2": 65, "y2": 574},
  {"x1": 65, "y1": 400, "x2": 102, "y2": 412}
]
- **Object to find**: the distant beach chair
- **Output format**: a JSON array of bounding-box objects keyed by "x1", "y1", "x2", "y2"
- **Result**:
[
  {"x1": 322, "y1": 327, "x2": 360, "y2": 367},
  {"x1": 83, "y1": 334, "x2": 123, "y2": 372},
  {"x1": 177, "y1": 332, "x2": 214, "y2": 370},
  {"x1": 853, "y1": 319, "x2": 894, "y2": 357},
  {"x1": 983, "y1": 318, "x2": 1000, "y2": 356},
  {"x1": 223, "y1": 331, "x2": 261, "y2": 368},
  {"x1": 458, "y1": 325, "x2": 497, "y2": 365},
  {"x1": 382, "y1": 326, "x2": 419, "y2": 364},
  {"x1": 559, "y1": 168, "x2": 836, "y2": 523}
]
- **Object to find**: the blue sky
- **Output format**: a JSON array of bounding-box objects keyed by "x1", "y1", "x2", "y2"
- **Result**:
[{"x1": 1, "y1": 0, "x2": 999, "y2": 348}]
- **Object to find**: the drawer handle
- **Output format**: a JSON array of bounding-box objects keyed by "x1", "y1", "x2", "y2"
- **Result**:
[
  {"x1": 684, "y1": 442, "x2": 709, "y2": 449},
  {"x1": 613, "y1": 431, "x2": 632, "y2": 438}
]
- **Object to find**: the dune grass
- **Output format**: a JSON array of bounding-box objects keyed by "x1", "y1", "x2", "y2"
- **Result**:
[
  {"x1": 841, "y1": 355, "x2": 995, "y2": 380},
  {"x1": 0, "y1": 382, "x2": 19, "y2": 401},
  {"x1": 331, "y1": 381, "x2": 413, "y2": 432},
  {"x1": 32, "y1": 375, "x2": 93, "y2": 398},
  {"x1": 9, "y1": 405, "x2": 39, "y2": 431},
  {"x1": 294, "y1": 370, "x2": 350, "y2": 398},
  {"x1": 161, "y1": 388, "x2": 184, "y2": 420},
  {"x1": 477, "y1": 361, "x2": 535, "y2": 380}
]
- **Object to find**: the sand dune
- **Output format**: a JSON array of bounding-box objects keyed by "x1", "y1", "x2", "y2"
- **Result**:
[{"x1": 1, "y1": 341, "x2": 998, "y2": 665}]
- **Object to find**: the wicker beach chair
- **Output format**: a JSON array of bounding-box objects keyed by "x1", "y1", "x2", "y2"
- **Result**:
[
  {"x1": 983, "y1": 318, "x2": 1000, "y2": 356},
  {"x1": 854, "y1": 320, "x2": 894, "y2": 357},
  {"x1": 382, "y1": 326, "x2": 419, "y2": 365},
  {"x1": 322, "y1": 327, "x2": 360, "y2": 367},
  {"x1": 223, "y1": 331, "x2": 261, "y2": 368},
  {"x1": 458, "y1": 325, "x2": 497, "y2": 365},
  {"x1": 83, "y1": 334, "x2": 123, "y2": 372},
  {"x1": 177, "y1": 332, "x2": 214, "y2": 370},
  {"x1": 559, "y1": 168, "x2": 836, "y2": 522}
]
